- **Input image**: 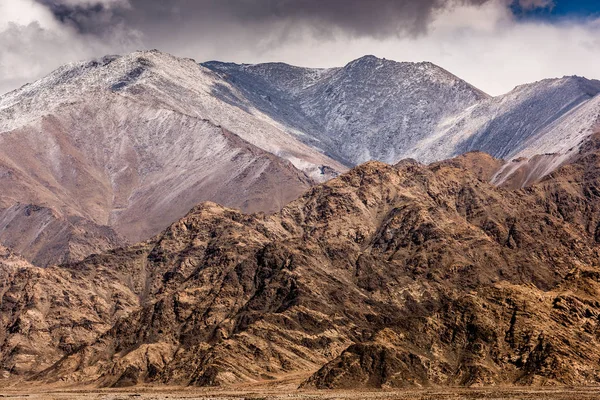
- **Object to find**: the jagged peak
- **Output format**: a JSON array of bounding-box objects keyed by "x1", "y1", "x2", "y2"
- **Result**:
[
  {"x1": 202, "y1": 59, "x2": 337, "y2": 84},
  {"x1": 506, "y1": 75, "x2": 600, "y2": 98},
  {"x1": 0, "y1": 50, "x2": 205, "y2": 102},
  {"x1": 202, "y1": 59, "x2": 338, "y2": 96},
  {"x1": 344, "y1": 54, "x2": 424, "y2": 70},
  {"x1": 344, "y1": 55, "x2": 452, "y2": 73},
  {"x1": 337, "y1": 55, "x2": 490, "y2": 99},
  {"x1": 0, "y1": 49, "x2": 219, "y2": 131}
]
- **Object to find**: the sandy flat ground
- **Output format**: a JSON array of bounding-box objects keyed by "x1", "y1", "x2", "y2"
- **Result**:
[
  {"x1": 1, "y1": 373, "x2": 598, "y2": 400},
  {"x1": 2, "y1": 386, "x2": 600, "y2": 400}
]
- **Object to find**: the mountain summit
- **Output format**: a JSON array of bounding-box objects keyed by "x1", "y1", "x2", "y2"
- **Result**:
[
  {"x1": 2, "y1": 50, "x2": 600, "y2": 266},
  {"x1": 204, "y1": 55, "x2": 489, "y2": 165}
]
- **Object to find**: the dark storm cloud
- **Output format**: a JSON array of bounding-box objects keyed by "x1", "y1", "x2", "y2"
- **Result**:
[
  {"x1": 35, "y1": 0, "x2": 553, "y2": 42},
  {"x1": 35, "y1": 0, "x2": 129, "y2": 36},
  {"x1": 124, "y1": 0, "x2": 487, "y2": 38}
]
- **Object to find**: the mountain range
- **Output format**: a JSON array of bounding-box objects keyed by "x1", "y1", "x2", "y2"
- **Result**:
[
  {"x1": 3, "y1": 134, "x2": 600, "y2": 388},
  {"x1": 2, "y1": 50, "x2": 600, "y2": 390},
  {"x1": 1, "y1": 50, "x2": 600, "y2": 266}
]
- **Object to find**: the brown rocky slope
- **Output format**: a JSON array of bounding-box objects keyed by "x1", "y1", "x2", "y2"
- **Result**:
[
  {"x1": 0, "y1": 51, "x2": 341, "y2": 267},
  {"x1": 5, "y1": 138, "x2": 600, "y2": 388}
]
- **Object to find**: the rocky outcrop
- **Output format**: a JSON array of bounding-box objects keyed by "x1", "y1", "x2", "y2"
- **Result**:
[
  {"x1": 0, "y1": 203, "x2": 123, "y2": 267},
  {"x1": 5, "y1": 140, "x2": 600, "y2": 388},
  {"x1": 0, "y1": 245, "x2": 140, "y2": 379}
]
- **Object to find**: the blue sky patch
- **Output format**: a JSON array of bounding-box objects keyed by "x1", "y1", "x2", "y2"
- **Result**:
[{"x1": 512, "y1": 0, "x2": 600, "y2": 20}]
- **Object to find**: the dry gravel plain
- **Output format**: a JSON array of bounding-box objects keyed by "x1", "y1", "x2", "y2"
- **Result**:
[
  {"x1": 2, "y1": 384, "x2": 600, "y2": 400},
  {"x1": 1, "y1": 364, "x2": 599, "y2": 400}
]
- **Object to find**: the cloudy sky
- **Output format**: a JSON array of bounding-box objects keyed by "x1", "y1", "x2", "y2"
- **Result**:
[{"x1": 1, "y1": 0, "x2": 600, "y2": 96}]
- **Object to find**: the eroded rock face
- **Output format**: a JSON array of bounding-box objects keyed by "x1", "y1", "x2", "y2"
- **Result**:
[
  {"x1": 4, "y1": 141, "x2": 600, "y2": 388},
  {"x1": 0, "y1": 245, "x2": 140, "y2": 378}
]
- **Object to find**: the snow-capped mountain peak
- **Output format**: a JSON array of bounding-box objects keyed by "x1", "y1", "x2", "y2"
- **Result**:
[
  {"x1": 205, "y1": 55, "x2": 489, "y2": 165},
  {"x1": 0, "y1": 50, "x2": 344, "y2": 179}
]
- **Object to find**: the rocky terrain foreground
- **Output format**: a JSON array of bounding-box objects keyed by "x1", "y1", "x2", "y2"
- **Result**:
[{"x1": 4, "y1": 133, "x2": 600, "y2": 390}]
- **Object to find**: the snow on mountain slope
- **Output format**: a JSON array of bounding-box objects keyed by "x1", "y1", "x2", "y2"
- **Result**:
[
  {"x1": 0, "y1": 51, "x2": 344, "y2": 180},
  {"x1": 204, "y1": 56, "x2": 489, "y2": 165},
  {"x1": 207, "y1": 58, "x2": 600, "y2": 183},
  {"x1": 298, "y1": 56, "x2": 490, "y2": 165},
  {"x1": 202, "y1": 61, "x2": 342, "y2": 161},
  {"x1": 412, "y1": 76, "x2": 600, "y2": 163},
  {"x1": 0, "y1": 50, "x2": 333, "y2": 265},
  {"x1": 515, "y1": 91, "x2": 600, "y2": 158}
]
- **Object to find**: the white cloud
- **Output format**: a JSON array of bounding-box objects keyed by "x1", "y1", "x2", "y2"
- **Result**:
[
  {"x1": 0, "y1": 0, "x2": 58, "y2": 29},
  {"x1": 0, "y1": 0, "x2": 139, "y2": 94}
]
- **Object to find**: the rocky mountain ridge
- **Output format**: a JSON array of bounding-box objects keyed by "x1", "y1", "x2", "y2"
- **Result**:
[
  {"x1": 204, "y1": 55, "x2": 490, "y2": 165},
  {"x1": 3, "y1": 134, "x2": 600, "y2": 388},
  {"x1": 205, "y1": 59, "x2": 600, "y2": 168},
  {"x1": 0, "y1": 51, "x2": 341, "y2": 266},
  {"x1": 2, "y1": 50, "x2": 600, "y2": 268}
]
